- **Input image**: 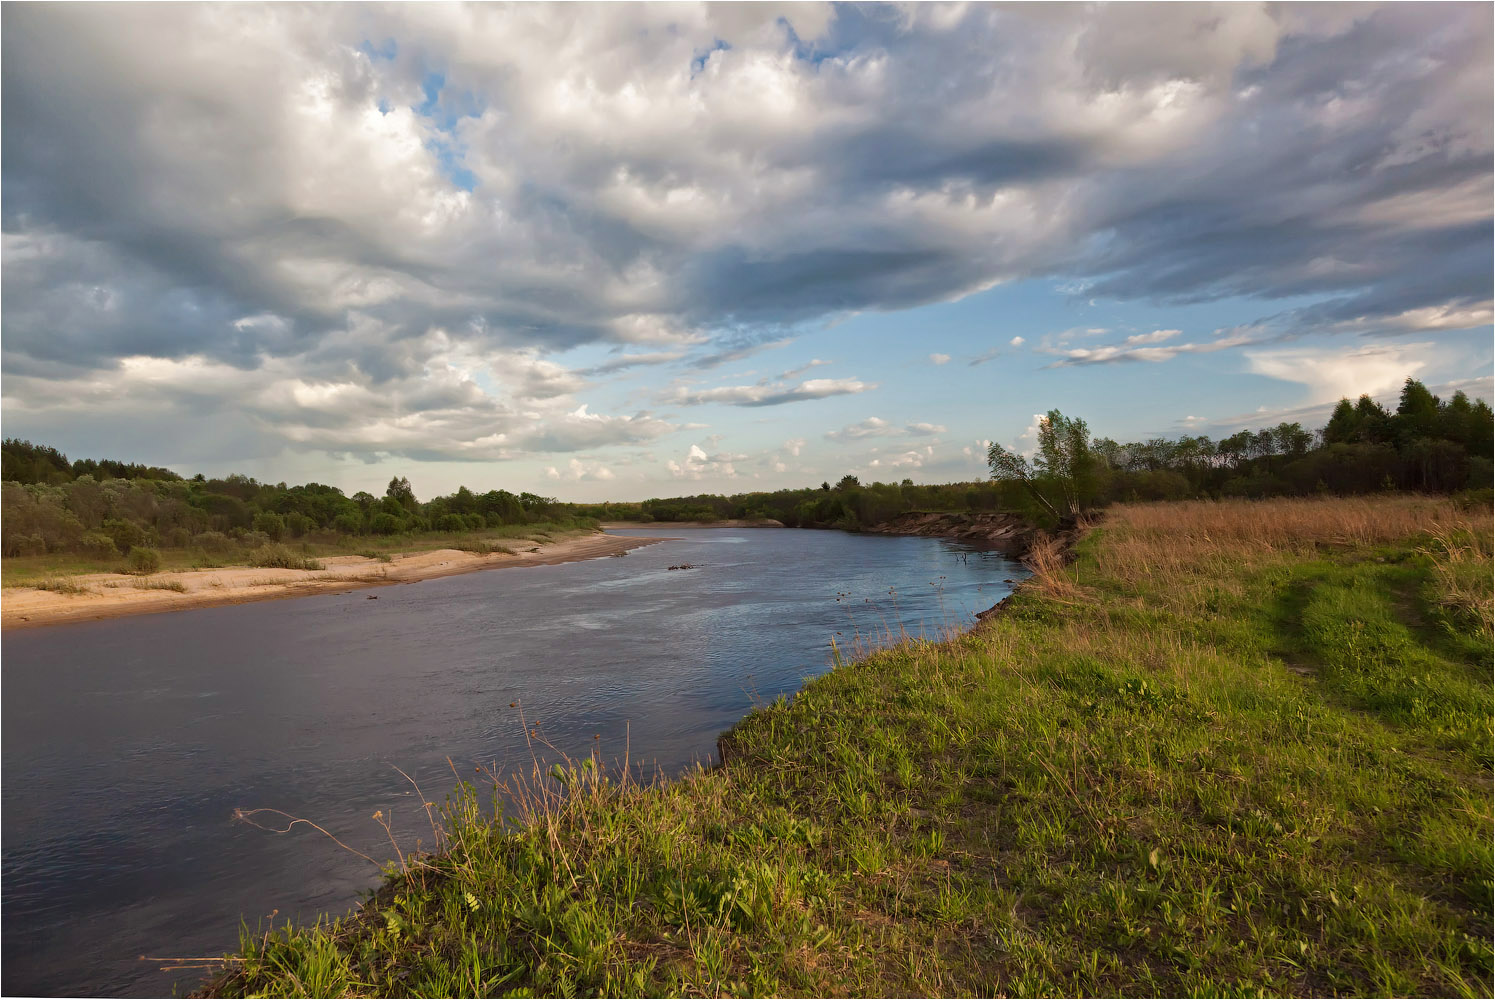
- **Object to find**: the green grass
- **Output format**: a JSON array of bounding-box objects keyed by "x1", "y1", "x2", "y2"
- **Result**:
[{"x1": 203, "y1": 498, "x2": 1492, "y2": 998}]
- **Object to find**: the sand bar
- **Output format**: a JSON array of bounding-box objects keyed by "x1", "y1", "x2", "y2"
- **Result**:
[{"x1": 2, "y1": 531, "x2": 665, "y2": 631}]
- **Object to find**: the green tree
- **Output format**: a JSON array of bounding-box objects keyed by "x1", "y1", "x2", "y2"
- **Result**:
[
  {"x1": 987, "y1": 409, "x2": 1098, "y2": 523},
  {"x1": 386, "y1": 476, "x2": 417, "y2": 512}
]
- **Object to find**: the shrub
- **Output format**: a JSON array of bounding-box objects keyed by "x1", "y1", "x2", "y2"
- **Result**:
[
  {"x1": 128, "y1": 547, "x2": 162, "y2": 574},
  {"x1": 436, "y1": 513, "x2": 467, "y2": 533},
  {"x1": 463, "y1": 540, "x2": 516, "y2": 555},
  {"x1": 162, "y1": 526, "x2": 192, "y2": 548},
  {"x1": 103, "y1": 517, "x2": 146, "y2": 553},
  {"x1": 284, "y1": 512, "x2": 315, "y2": 538},
  {"x1": 252, "y1": 511, "x2": 286, "y2": 541},
  {"x1": 332, "y1": 512, "x2": 364, "y2": 535},
  {"x1": 193, "y1": 530, "x2": 233, "y2": 551},
  {"x1": 246, "y1": 544, "x2": 324, "y2": 571},
  {"x1": 78, "y1": 531, "x2": 119, "y2": 557},
  {"x1": 370, "y1": 512, "x2": 403, "y2": 535}
]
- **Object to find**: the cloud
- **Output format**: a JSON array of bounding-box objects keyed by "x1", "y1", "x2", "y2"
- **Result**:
[
  {"x1": 777, "y1": 358, "x2": 832, "y2": 380},
  {"x1": 1242, "y1": 342, "x2": 1437, "y2": 403},
  {"x1": 1, "y1": 352, "x2": 675, "y2": 463},
  {"x1": 1, "y1": 3, "x2": 1489, "y2": 470},
  {"x1": 580, "y1": 350, "x2": 688, "y2": 375},
  {"x1": 1042, "y1": 327, "x2": 1262, "y2": 366},
  {"x1": 1008, "y1": 336, "x2": 1025, "y2": 347},
  {"x1": 868, "y1": 445, "x2": 935, "y2": 471},
  {"x1": 1122, "y1": 329, "x2": 1182, "y2": 346},
  {"x1": 666, "y1": 441, "x2": 742, "y2": 480},
  {"x1": 826, "y1": 416, "x2": 895, "y2": 442},
  {"x1": 905, "y1": 422, "x2": 947, "y2": 436},
  {"x1": 929, "y1": 353, "x2": 951, "y2": 365},
  {"x1": 783, "y1": 437, "x2": 806, "y2": 456},
  {"x1": 968, "y1": 347, "x2": 1002, "y2": 367},
  {"x1": 667, "y1": 376, "x2": 874, "y2": 407}
]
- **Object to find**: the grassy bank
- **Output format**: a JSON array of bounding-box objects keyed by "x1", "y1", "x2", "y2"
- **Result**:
[{"x1": 203, "y1": 495, "x2": 1492, "y2": 997}]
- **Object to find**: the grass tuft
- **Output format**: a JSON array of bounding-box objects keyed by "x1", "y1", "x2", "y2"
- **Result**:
[
  {"x1": 31, "y1": 576, "x2": 91, "y2": 595},
  {"x1": 246, "y1": 544, "x2": 324, "y2": 571},
  {"x1": 131, "y1": 578, "x2": 189, "y2": 593}
]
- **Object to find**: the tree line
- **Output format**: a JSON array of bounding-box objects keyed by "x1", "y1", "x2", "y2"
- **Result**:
[
  {"x1": 1, "y1": 443, "x2": 572, "y2": 559},
  {"x1": 578, "y1": 378, "x2": 1492, "y2": 531},
  {"x1": 4, "y1": 377, "x2": 1488, "y2": 557},
  {"x1": 988, "y1": 378, "x2": 1491, "y2": 526}
]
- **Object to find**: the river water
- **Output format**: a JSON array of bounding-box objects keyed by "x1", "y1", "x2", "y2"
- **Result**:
[{"x1": 2, "y1": 526, "x2": 1026, "y2": 996}]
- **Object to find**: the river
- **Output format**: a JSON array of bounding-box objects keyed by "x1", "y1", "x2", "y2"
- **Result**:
[{"x1": 2, "y1": 526, "x2": 1027, "y2": 996}]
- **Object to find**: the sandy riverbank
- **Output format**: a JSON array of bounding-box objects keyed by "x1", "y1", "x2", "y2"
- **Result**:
[
  {"x1": 2, "y1": 531, "x2": 664, "y2": 631},
  {"x1": 599, "y1": 519, "x2": 783, "y2": 529}
]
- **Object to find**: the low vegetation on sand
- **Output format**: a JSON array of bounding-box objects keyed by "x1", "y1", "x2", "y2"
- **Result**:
[{"x1": 203, "y1": 495, "x2": 1491, "y2": 998}]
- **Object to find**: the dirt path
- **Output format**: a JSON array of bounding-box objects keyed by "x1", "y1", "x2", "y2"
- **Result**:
[{"x1": 2, "y1": 532, "x2": 665, "y2": 631}]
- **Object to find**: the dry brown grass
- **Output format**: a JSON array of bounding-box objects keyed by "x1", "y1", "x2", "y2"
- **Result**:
[
  {"x1": 1095, "y1": 495, "x2": 1492, "y2": 584},
  {"x1": 1022, "y1": 533, "x2": 1087, "y2": 603},
  {"x1": 1421, "y1": 524, "x2": 1495, "y2": 636}
]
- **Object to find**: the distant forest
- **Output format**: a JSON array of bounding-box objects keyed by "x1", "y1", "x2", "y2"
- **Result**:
[
  {"x1": 584, "y1": 379, "x2": 1493, "y2": 529},
  {"x1": 2, "y1": 377, "x2": 1490, "y2": 557}
]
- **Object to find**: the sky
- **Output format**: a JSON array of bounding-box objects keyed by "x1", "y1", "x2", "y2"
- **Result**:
[{"x1": 3, "y1": 2, "x2": 1491, "y2": 502}]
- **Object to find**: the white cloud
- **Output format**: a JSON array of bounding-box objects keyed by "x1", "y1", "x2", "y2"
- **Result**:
[
  {"x1": 2, "y1": 2, "x2": 1488, "y2": 481},
  {"x1": 826, "y1": 416, "x2": 895, "y2": 442},
  {"x1": 667, "y1": 376, "x2": 874, "y2": 407},
  {"x1": 905, "y1": 422, "x2": 946, "y2": 436},
  {"x1": 666, "y1": 441, "x2": 741, "y2": 480},
  {"x1": 1122, "y1": 329, "x2": 1182, "y2": 346},
  {"x1": 1008, "y1": 336, "x2": 1025, "y2": 347},
  {"x1": 1043, "y1": 327, "x2": 1260, "y2": 366},
  {"x1": 1243, "y1": 342, "x2": 1437, "y2": 403}
]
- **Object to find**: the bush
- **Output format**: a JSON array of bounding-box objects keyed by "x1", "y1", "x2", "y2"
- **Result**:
[
  {"x1": 2, "y1": 531, "x2": 44, "y2": 557},
  {"x1": 464, "y1": 513, "x2": 487, "y2": 532},
  {"x1": 193, "y1": 530, "x2": 233, "y2": 551},
  {"x1": 370, "y1": 512, "x2": 404, "y2": 535},
  {"x1": 436, "y1": 513, "x2": 468, "y2": 533},
  {"x1": 246, "y1": 544, "x2": 324, "y2": 571},
  {"x1": 252, "y1": 511, "x2": 286, "y2": 541},
  {"x1": 103, "y1": 517, "x2": 146, "y2": 553},
  {"x1": 162, "y1": 526, "x2": 192, "y2": 548},
  {"x1": 284, "y1": 512, "x2": 315, "y2": 538},
  {"x1": 78, "y1": 531, "x2": 119, "y2": 557},
  {"x1": 332, "y1": 512, "x2": 364, "y2": 535},
  {"x1": 128, "y1": 547, "x2": 162, "y2": 574}
]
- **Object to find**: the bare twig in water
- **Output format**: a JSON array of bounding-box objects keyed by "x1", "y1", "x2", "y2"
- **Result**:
[{"x1": 231, "y1": 807, "x2": 380, "y2": 868}]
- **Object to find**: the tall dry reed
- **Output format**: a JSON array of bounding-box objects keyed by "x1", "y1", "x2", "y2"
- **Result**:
[{"x1": 1095, "y1": 495, "x2": 1491, "y2": 585}]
